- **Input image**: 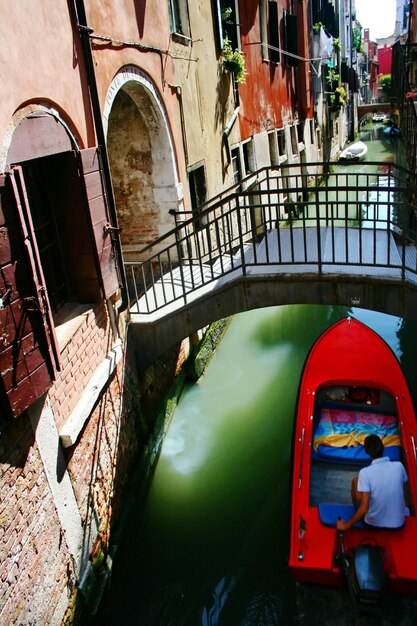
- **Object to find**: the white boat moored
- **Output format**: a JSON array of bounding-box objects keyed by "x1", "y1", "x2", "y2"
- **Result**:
[
  {"x1": 372, "y1": 112, "x2": 387, "y2": 123},
  {"x1": 339, "y1": 140, "x2": 368, "y2": 162}
]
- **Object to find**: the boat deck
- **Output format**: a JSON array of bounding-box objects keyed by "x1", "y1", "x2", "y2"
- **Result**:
[{"x1": 309, "y1": 460, "x2": 362, "y2": 508}]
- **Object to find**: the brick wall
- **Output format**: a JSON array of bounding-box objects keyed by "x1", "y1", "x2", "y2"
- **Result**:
[
  {"x1": 0, "y1": 305, "x2": 140, "y2": 625},
  {"x1": 49, "y1": 302, "x2": 110, "y2": 432},
  {"x1": 0, "y1": 414, "x2": 72, "y2": 624},
  {"x1": 66, "y1": 357, "x2": 138, "y2": 540}
]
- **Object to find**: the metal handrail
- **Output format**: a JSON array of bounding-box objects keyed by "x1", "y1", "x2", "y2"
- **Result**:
[
  {"x1": 125, "y1": 162, "x2": 417, "y2": 316},
  {"x1": 392, "y1": 41, "x2": 417, "y2": 175}
]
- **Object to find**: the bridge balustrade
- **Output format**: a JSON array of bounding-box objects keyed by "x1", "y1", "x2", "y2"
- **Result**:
[{"x1": 125, "y1": 162, "x2": 417, "y2": 318}]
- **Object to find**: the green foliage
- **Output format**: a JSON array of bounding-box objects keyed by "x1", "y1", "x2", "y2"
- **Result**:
[
  {"x1": 333, "y1": 37, "x2": 341, "y2": 53},
  {"x1": 352, "y1": 27, "x2": 364, "y2": 53},
  {"x1": 379, "y1": 73, "x2": 392, "y2": 94},
  {"x1": 330, "y1": 86, "x2": 347, "y2": 110},
  {"x1": 221, "y1": 6, "x2": 233, "y2": 23},
  {"x1": 313, "y1": 22, "x2": 323, "y2": 32},
  {"x1": 326, "y1": 68, "x2": 340, "y2": 85},
  {"x1": 222, "y1": 38, "x2": 247, "y2": 84}
]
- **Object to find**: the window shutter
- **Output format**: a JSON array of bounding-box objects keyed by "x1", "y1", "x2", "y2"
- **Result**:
[
  {"x1": 341, "y1": 61, "x2": 349, "y2": 84},
  {"x1": 283, "y1": 12, "x2": 298, "y2": 67},
  {"x1": 78, "y1": 148, "x2": 120, "y2": 300},
  {"x1": 268, "y1": 1, "x2": 280, "y2": 63},
  {"x1": 0, "y1": 171, "x2": 58, "y2": 418}
]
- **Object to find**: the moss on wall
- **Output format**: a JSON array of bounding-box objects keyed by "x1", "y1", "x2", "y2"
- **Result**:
[{"x1": 186, "y1": 317, "x2": 232, "y2": 382}]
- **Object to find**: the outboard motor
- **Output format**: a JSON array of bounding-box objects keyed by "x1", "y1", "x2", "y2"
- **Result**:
[{"x1": 339, "y1": 532, "x2": 387, "y2": 611}]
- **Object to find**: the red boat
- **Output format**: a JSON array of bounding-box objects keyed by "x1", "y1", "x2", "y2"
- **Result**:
[{"x1": 289, "y1": 317, "x2": 417, "y2": 604}]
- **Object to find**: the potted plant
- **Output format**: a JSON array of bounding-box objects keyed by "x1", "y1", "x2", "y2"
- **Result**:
[
  {"x1": 222, "y1": 38, "x2": 247, "y2": 84},
  {"x1": 352, "y1": 27, "x2": 364, "y2": 53},
  {"x1": 333, "y1": 37, "x2": 341, "y2": 53},
  {"x1": 330, "y1": 86, "x2": 347, "y2": 111}
]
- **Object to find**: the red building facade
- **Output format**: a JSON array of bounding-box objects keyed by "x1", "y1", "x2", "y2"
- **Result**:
[{"x1": 378, "y1": 44, "x2": 393, "y2": 76}]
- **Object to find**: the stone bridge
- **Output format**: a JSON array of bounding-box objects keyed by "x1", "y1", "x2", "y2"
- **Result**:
[
  {"x1": 357, "y1": 101, "x2": 397, "y2": 121},
  {"x1": 126, "y1": 163, "x2": 417, "y2": 370}
]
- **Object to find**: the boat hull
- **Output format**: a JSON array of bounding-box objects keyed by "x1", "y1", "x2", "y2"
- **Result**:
[
  {"x1": 339, "y1": 141, "x2": 368, "y2": 161},
  {"x1": 289, "y1": 318, "x2": 417, "y2": 595}
]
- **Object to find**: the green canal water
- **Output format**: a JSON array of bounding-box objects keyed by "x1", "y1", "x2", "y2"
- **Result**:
[{"x1": 101, "y1": 126, "x2": 417, "y2": 625}]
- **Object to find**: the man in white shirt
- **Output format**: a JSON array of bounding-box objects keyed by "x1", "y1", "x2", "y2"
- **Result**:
[{"x1": 336, "y1": 434, "x2": 409, "y2": 531}]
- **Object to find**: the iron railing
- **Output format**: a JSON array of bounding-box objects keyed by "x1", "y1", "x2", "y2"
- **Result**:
[
  {"x1": 125, "y1": 162, "x2": 417, "y2": 317},
  {"x1": 392, "y1": 41, "x2": 417, "y2": 175}
]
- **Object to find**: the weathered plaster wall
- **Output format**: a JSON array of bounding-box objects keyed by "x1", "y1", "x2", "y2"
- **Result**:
[
  {"x1": 0, "y1": 1, "x2": 93, "y2": 160},
  {"x1": 238, "y1": 0, "x2": 301, "y2": 137},
  {"x1": 108, "y1": 89, "x2": 159, "y2": 247},
  {"x1": 167, "y1": 1, "x2": 240, "y2": 199}
]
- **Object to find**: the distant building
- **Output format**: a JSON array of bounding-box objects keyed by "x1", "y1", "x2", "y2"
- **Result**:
[
  {"x1": 363, "y1": 28, "x2": 380, "y2": 101},
  {"x1": 395, "y1": 0, "x2": 412, "y2": 41},
  {"x1": 377, "y1": 42, "x2": 393, "y2": 76}
]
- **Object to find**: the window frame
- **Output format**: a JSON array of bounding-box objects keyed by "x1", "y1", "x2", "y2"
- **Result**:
[
  {"x1": 230, "y1": 146, "x2": 243, "y2": 186},
  {"x1": 242, "y1": 139, "x2": 255, "y2": 175},
  {"x1": 260, "y1": 0, "x2": 281, "y2": 64},
  {"x1": 168, "y1": 0, "x2": 191, "y2": 42},
  {"x1": 188, "y1": 162, "x2": 208, "y2": 230},
  {"x1": 214, "y1": 0, "x2": 241, "y2": 52},
  {"x1": 282, "y1": 9, "x2": 298, "y2": 68}
]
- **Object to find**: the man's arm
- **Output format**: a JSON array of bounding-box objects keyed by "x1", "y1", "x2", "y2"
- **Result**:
[{"x1": 336, "y1": 492, "x2": 370, "y2": 531}]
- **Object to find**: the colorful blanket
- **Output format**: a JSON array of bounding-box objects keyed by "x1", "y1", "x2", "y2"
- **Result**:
[{"x1": 313, "y1": 408, "x2": 400, "y2": 452}]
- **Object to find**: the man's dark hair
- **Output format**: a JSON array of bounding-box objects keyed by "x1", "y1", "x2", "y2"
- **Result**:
[{"x1": 364, "y1": 434, "x2": 384, "y2": 459}]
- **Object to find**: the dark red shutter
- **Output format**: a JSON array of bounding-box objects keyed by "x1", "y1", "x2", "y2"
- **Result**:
[
  {"x1": 0, "y1": 171, "x2": 58, "y2": 418},
  {"x1": 78, "y1": 148, "x2": 120, "y2": 299},
  {"x1": 268, "y1": 1, "x2": 280, "y2": 63},
  {"x1": 283, "y1": 11, "x2": 298, "y2": 67}
]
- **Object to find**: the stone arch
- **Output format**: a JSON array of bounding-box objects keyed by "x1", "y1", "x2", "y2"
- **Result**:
[
  {"x1": 1, "y1": 103, "x2": 79, "y2": 171},
  {"x1": 103, "y1": 66, "x2": 183, "y2": 260}
]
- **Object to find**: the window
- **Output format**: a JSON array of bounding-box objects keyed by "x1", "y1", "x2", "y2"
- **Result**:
[
  {"x1": 341, "y1": 61, "x2": 349, "y2": 84},
  {"x1": 309, "y1": 119, "x2": 315, "y2": 145},
  {"x1": 277, "y1": 129, "x2": 286, "y2": 156},
  {"x1": 312, "y1": 0, "x2": 321, "y2": 25},
  {"x1": 188, "y1": 164, "x2": 207, "y2": 229},
  {"x1": 215, "y1": 0, "x2": 240, "y2": 52},
  {"x1": 290, "y1": 126, "x2": 298, "y2": 155},
  {"x1": 316, "y1": 127, "x2": 322, "y2": 151},
  {"x1": 168, "y1": 0, "x2": 191, "y2": 40},
  {"x1": 230, "y1": 147, "x2": 242, "y2": 185},
  {"x1": 268, "y1": 131, "x2": 279, "y2": 165},
  {"x1": 297, "y1": 122, "x2": 304, "y2": 144},
  {"x1": 15, "y1": 150, "x2": 117, "y2": 314},
  {"x1": 260, "y1": 1, "x2": 280, "y2": 63},
  {"x1": 22, "y1": 160, "x2": 73, "y2": 312},
  {"x1": 242, "y1": 140, "x2": 255, "y2": 175},
  {"x1": 1, "y1": 149, "x2": 118, "y2": 418},
  {"x1": 282, "y1": 10, "x2": 298, "y2": 67}
]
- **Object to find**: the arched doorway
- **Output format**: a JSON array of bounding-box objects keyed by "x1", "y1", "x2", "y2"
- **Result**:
[{"x1": 104, "y1": 67, "x2": 183, "y2": 261}]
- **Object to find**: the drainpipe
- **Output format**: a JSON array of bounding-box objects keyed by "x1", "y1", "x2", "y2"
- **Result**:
[
  {"x1": 70, "y1": 0, "x2": 128, "y2": 313},
  {"x1": 167, "y1": 84, "x2": 188, "y2": 165},
  {"x1": 223, "y1": 107, "x2": 240, "y2": 163}
]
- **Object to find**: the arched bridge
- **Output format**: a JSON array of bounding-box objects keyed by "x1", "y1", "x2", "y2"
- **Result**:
[
  {"x1": 358, "y1": 101, "x2": 397, "y2": 121},
  {"x1": 126, "y1": 163, "x2": 417, "y2": 370}
]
